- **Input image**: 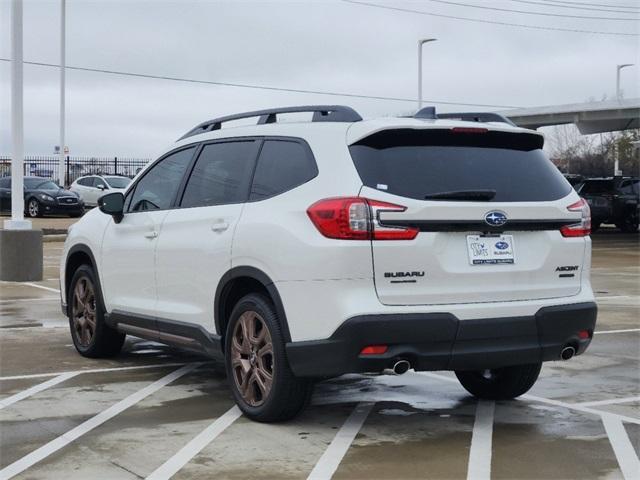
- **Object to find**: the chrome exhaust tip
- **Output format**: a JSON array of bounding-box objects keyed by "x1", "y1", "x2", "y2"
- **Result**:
[
  {"x1": 383, "y1": 360, "x2": 411, "y2": 375},
  {"x1": 560, "y1": 346, "x2": 576, "y2": 361}
]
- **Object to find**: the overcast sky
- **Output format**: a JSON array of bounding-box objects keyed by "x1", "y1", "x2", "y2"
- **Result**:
[{"x1": 1, "y1": 0, "x2": 638, "y2": 158}]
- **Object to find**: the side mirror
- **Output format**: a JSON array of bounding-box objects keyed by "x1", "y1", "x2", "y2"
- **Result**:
[
  {"x1": 98, "y1": 192, "x2": 124, "y2": 223},
  {"x1": 97, "y1": 184, "x2": 106, "y2": 190}
]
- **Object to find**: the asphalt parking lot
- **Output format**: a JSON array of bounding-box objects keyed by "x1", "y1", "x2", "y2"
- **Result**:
[{"x1": 0, "y1": 230, "x2": 638, "y2": 480}]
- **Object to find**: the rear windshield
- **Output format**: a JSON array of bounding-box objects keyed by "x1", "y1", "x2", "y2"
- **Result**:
[
  {"x1": 349, "y1": 129, "x2": 571, "y2": 202},
  {"x1": 578, "y1": 180, "x2": 614, "y2": 195}
]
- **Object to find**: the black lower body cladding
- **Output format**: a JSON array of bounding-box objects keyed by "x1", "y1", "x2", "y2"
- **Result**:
[{"x1": 286, "y1": 302, "x2": 597, "y2": 377}]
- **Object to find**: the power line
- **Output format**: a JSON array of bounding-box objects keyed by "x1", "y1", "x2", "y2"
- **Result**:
[
  {"x1": 0, "y1": 58, "x2": 522, "y2": 109},
  {"x1": 509, "y1": 0, "x2": 640, "y2": 14},
  {"x1": 341, "y1": 0, "x2": 639, "y2": 36},
  {"x1": 425, "y1": 0, "x2": 638, "y2": 20},
  {"x1": 543, "y1": 0, "x2": 640, "y2": 11}
]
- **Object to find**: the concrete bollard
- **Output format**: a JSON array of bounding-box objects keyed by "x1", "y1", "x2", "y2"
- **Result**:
[{"x1": 0, "y1": 229, "x2": 43, "y2": 281}]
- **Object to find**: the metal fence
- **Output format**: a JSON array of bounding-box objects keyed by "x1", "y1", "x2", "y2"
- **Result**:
[{"x1": 0, "y1": 156, "x2": 151, "y2": 186}]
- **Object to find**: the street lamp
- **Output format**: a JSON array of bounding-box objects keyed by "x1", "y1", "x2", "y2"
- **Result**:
[
  {"x1": 417, "y1": 38, "x2": 437, "y2": 109},
  {"x1": 616, "y1": 64, "x2": 634, "y2": 100},
  {"x1": 58, "y1": 0, "x2": 66, "y2": 187}
]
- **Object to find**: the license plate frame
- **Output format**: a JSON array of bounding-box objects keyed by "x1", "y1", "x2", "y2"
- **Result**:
[{"x1": 466, "y1": 234, "x2": 515, "y2": 265}]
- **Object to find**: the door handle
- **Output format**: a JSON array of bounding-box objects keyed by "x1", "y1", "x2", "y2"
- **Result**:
[
  {"x1": 211, "y1": 221, "x2": 229, "y2": 232},
  {"x1": 144, "y1": 231, "x2": 158, "y2": 239}
]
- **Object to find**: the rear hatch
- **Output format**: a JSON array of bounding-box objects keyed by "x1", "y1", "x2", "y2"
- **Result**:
[{"x1": 349, "y1": 126, "x2": 586, "y2": 306}]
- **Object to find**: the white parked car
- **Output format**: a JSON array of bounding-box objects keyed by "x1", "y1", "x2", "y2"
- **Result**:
[
  {"x1": 70, "y1": 175, "x2": 131, "y2": 207},
  {"x1": 60, "y1": 105, "x2": 597, "y2": 422}
]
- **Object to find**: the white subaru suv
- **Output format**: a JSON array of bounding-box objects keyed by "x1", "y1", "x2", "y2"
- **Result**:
[{"x1": 60, "y1": 105, "x2": 597, "y2": 422}]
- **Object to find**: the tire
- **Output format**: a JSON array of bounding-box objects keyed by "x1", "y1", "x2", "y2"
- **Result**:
[
  {"x1": 455, "y1": 363, "x2": 542, "y2": 400},
  {"x1": 26, "y1": 198, "x2": 41, "y2": 218},
  {"x1": 67, "y1": 264, "x2": 125, "y2": 358},
  {"x1": 69, "y1": 212, "x2": 83, "y2": 218},
  {"x1": 224, "y1": 293, "x2": 312, "y2": 422},
  {"x1": 591, "y1": 222, "x2": 601, "y2": 233}
]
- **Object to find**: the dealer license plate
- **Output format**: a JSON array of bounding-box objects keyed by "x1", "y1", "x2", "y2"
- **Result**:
[{"x1": 466, "y1": 234, "x2": 515, "y2": 265}]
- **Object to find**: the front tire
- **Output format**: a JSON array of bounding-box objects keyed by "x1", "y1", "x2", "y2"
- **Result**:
[
  {"x1": 68, "y1": 264, "x2": 125, "y2": 358},
  {"x1": 26, "y1": 198, "x2": 41, "y2": 218},
  {"x1": 225, "y1": 293, "x2": 312, "y2": 422},
  {"x1": 455, "y1": 363, "x2": 542, "y2": 400}
]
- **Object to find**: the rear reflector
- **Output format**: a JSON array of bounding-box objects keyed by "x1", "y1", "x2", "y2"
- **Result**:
[
  {"x1": 360, "y1": 345, "x2": 388, "y2": 355},
  {"x1": 578, "y1": 330, "x2": 590, "y2": 340},
  {"x1": 560, "y1": 198, "x2": 591, "y2": 237},
  {"x1": 307, "y1": 197, "x2": 418, "y2": 240}
]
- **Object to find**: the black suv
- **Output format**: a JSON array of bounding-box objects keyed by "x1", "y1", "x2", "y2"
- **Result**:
[
  {"x1": 0, "y1": 176, "x2": 84, "y2": 218},
  {"x1": 576, "y1": 176, "x2": 639, "y2": 232}
]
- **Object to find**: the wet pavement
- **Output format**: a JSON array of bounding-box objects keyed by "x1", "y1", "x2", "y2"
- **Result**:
[{"x1": 0, "y1": 231, "x2": 638, "y2": 479}]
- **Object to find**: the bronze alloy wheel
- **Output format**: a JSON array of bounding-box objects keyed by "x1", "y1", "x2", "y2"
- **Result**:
[
  {"x1": 231, "y1": 311, "x2": 274, "y2": 407},
  {"x1": 72, "y1": 277, "x2": 97, "y2": 347}
]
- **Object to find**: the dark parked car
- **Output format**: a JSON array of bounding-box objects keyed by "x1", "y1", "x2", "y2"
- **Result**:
[
  {"x1": 0, "y1": 176, "x2": 84, "y2": 218},
  {"x1": 575, "y1": 176, "x2": 639, "y2": 232}
]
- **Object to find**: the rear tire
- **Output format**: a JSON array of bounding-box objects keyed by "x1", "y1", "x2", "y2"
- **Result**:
[
  {"x1": 68, "y1": 264, "x2": 125, "y2": 358},
  {"x1": 225, "y1": 293, "x2": 312, "y2": 422},
  {"x1": 455, "y1": 363, "x2": 542, "y2": 400},
  {"x1": 616, "y1": 217, "x2": 639, "y2": 233}
]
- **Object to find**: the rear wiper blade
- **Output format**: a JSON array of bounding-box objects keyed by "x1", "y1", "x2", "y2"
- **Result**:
[{"x1": 424, "y1": 189, "x2": 496, "y2": 201}]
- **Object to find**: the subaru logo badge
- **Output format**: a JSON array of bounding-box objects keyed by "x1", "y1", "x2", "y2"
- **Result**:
[{"x1": 485, "y1": 211, "x2": 507, "y2": 227}]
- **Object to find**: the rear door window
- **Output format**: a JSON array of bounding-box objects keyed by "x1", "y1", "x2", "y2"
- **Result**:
[
  {"x1": 349, "y1": 129, "x2": 571, "y2": 202},
  {"x1": 180, "y1": 140, "x2": 258, "y2": 208},
  {"x1": 250, "y1": 139, "x2": 318, "y2": 201}
]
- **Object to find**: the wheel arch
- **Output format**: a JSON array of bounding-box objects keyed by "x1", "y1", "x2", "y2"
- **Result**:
[
  {"x1": 214, "y1": 266, "x2": 291, "y2": 348},
  {"x1": 65, "y1": 244, "x2": 102, "y2": 316}
]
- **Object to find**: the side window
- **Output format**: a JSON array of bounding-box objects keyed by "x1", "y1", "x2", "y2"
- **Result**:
[
  {"x1": 0, "y1": 178, "x2": 10, "y2": 188},
  {"x1": 250, "y1": 140, "x2": 318, "y2": 201},
  {"x1": 77, "y1": 177, "x2": 92, "y2": 186},
  {"x1": 180, "y1": 141, "x2": 257, "y2": 208},
  {"x1": 620, "y1": 180, "x2": 638, "y2": 195},
  {"x1": 128, "y1": 147, "x2": 195, "y2": 212},
  {"x1": 93, "y1": 177, "x2": 106, "y2": 188}
]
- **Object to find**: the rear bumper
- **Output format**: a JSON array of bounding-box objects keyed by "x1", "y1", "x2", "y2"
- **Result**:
[{"x1": 286, "y1": 302, "x2": 597, "y2": 377}]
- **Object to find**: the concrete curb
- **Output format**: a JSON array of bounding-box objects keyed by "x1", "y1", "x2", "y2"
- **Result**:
[{"x1": 43, "y1": 234, "x2": 67, "y2": 243}]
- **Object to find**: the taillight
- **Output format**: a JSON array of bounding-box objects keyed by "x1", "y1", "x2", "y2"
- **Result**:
[
  {"x1": 560, "y1": 198, "x2": 591, "y2": 237},
  {"x1": 307, "y1": 197, "x2": 418, "y2": 240}
]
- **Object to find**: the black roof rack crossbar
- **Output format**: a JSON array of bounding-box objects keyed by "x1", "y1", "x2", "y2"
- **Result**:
[
  {"x1": 179, "y1": 105, "x2": 362, "y2": 140},
  {"x1": 436, "y1": 112, "x2": 517, "y2": 127}
]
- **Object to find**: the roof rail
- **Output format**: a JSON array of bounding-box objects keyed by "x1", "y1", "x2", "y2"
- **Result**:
[
  {"x1": 436, "y1": 112, "x2": 517, "y2": 127},
  {"x1": 178, "y1": 105, "x2": 362, "y2": 140}
]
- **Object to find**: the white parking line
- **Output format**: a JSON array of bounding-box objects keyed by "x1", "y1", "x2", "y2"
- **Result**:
[
  {"x1": 467, "y1": 400, "x2": 495, "y2": 480},
  {"x1": 146, "y1": 406, "x2": 242, "y2": 480},
  {"x1": 22, "y1": 282, "x2": 60, "y2": 294},
  {"x1": 595, "y1": 329, "x2": 640, "y2": 335},
  {"x1": 0, "y1": 297, "x2": 59, "y2": 304},
  {"x1": 419, "y1": 373, "x2": 640, "y2": 425},
  {"x1": 0, "y1": 362, "x2": 195, "y2": 381},
  {"x1": 0, "y1": 363, "x2": 201, "y2": 480},
  {"x1": 307, "y1": 402, "x2": 374, "y2": 480},
  {"x1": 602, "y1": 414, "x2": 640, "y2": 480},
  {"x1": 0, "y1": 372, "x2": 79, "y2": 409},
  {"x1": 575, "y1": 396, "x2": 640, "y2": 408}
]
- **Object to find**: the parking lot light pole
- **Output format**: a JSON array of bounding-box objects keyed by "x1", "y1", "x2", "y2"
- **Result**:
[
  {"x1": 616, "y1": 64, "x2": 634, "y2": 100},
  {"x1": 417, "y1": 38, "x2": 437, "y2": 110},
  {"x1": 58, "y1": 0, "x2": 66, "y2": 187},
  {"x1": 0, "y1": 0, "x2": 43, "y2": 282},
  {"x1": 5, "y1": 0, "x2": 29, "y2": 231}
]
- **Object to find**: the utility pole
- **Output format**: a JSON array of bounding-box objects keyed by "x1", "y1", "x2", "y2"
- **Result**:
[
  {"x1": 58, "y1": 0, "x2": 66, "y2": 187},
  {"x1": 417, "y1": 38, "x2": 437, "y2": 110}
]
